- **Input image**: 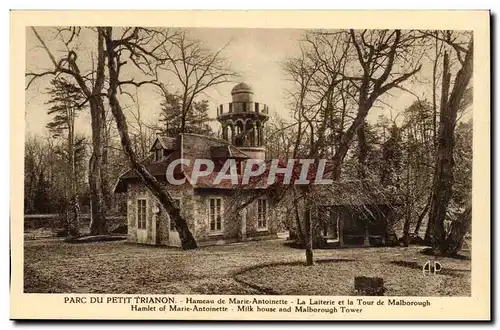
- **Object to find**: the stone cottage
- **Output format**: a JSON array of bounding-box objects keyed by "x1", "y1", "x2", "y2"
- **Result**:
[{"x1": 114, "y1": 83, "x2": 280, "y2": 247}]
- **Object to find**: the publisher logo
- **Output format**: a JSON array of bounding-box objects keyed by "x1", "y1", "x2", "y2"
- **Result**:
[{"x1": 422, "y1": 261, "x2": 442, "y2": 275}]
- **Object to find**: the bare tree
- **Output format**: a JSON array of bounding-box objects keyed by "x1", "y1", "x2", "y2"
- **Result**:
[
  {"x1": 279, "y1": 29, "x2": 422, "y2": 265},
  {"x1": 102, "y1": 27, "x2": 198, "y2": 249},
  {"x1": 26, "y1": 27, "x2": 108, "y2": 235},
  {"x1": 328, "y1": 30, "x2": 422, "y2": 179},
  {"x1": 126, "y1": 88, "x2": 157, "y2": 159},
  {"x1": 427, "y1": 33, "x2": 473, "y2": 255},
  {"x1": 45, "y1": 78, "x2": 86, "y2": 236},
  {"x1": 159, "y1": 30, "x2": 238, "y2": 133},
  {"x1": 398, "y1": 118, "x2": 437, "y2": 246}
]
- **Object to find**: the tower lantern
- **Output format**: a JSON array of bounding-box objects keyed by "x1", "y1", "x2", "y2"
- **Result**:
[{"x1": 216, "y1": 82, "x2": 269, "y2": 159}]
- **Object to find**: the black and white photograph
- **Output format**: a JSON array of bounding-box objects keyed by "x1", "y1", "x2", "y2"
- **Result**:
[{"x1": 11, "y1": 10, "x2": 490, "y2": 321}]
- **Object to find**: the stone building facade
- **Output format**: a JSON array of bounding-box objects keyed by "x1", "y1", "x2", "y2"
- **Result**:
[{"x1": 114, "y1": 83, "x2": 279, "y2": 247}]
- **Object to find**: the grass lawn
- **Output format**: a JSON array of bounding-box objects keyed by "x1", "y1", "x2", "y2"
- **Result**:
[{"x1": 24, "y1": 238, "x2": 470, "y2": 296}]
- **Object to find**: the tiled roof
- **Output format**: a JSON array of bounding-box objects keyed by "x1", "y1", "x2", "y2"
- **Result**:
[
  {"x1": 115, "y1": 133, "x2": 256, "y2": 192},
  {"x1": 210, "y1": 145, "x2": 250, "y2": 159}
]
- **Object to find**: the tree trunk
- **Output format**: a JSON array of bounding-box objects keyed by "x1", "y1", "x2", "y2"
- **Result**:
[
  {"x1": 103, "y1": 27, "x2": 197, "y2": 250},
  {"x1": 63, "y1": 154, "x2": 71, "y2": 235},
  {"x1": 332, "y1": 106, "x2": 370, "y2": 176},
  {"x1": 68, "y1": 120, "x2": 80, "y2": 237},
  {"x1": 86, "y1": 29, "x2": 107, "y2": 235},
  {"x1": 304, "y1": 206, "x2": 314, "y2": 266},
  {"x1": 88, "y1": 96, "x2": 107, "y2": 235},
  {"x1": 338, "y1": 212, "x2": 344, "y2": 247},
  {"x1": 413, "y1": 194, "x2": 431, "y2": 236},
  {"x1": 357, "y1": 120, "x2": 368, "y2": 179},
  {"x1": 432, "y1": 32, "x2": 439, "y2": 149},
  {"x1": 292, "y1": 188, "x2": 305, "y2": 245},
  {"x1": 444, "y1": 205, "x2": 472, "y2": 256},
  {"x1": 424, "y1": 219, "x2": 432, "y2": 243},
  {"x1": 101, "y1": 121, "x2": 113, "y2": 212},
  {"x1": 402, "y1": 213, "x2": 411, "y2": 247},
  {"x1": 428, "y1": 42, "x2": 473, "y2": 255},
  {"x1": 402, "y1": 143, "x2": 412, "y2": 246},
  {"x1": 428, "y1": 52, "x2": 452, "y2": 253}
]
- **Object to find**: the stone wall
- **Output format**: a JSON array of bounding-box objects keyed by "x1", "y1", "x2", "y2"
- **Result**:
[
  {"x1": 192, "y1": 190, "x2": 240, "y2": 242},
  {"x1": 126, "y1": 182, "x2": 196, "y2": 246},
  {"x1": 126, "y1": 183, "x2": 277, "y2": 247}
]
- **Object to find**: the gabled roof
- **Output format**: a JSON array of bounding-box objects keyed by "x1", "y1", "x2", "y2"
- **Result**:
[
  {"x1": 149, "y1": 136, "x2": 176, "y2": 152},
  {"x1": 118, "y1": 152, "x2": 177, "y2": 180},
  {"x1": 113, "y1": 151, "x2": 181, "y2": 193}
]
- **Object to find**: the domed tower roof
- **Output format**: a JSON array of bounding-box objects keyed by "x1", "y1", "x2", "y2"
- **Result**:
[
  {"x1": 231, "y1": 82, "x2": 253, "y2": 95},
  {"x1": 231, "y1": 82, "x2": 253, "y2": 103}
]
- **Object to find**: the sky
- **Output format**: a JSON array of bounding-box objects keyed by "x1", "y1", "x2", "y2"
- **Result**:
[{"x1": 25, "y1": 27, "x2": 439, "y2": 139}]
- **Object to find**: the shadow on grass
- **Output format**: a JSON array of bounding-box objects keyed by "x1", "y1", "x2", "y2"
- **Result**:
[
  {"x1": 390, "y1": 260, "x2": 470, "y2": 277},
  {"x1": 283, "y1": 241, "x2": 395, "y2": 250},
  {"x1": 420, "y1": 247, "x2": 471, "y2": 260},
  {"x1": 233, "y1": 258, "x2": 356, "y2": 295},
  {"x1": 64, "y1": 235, "x2": 127, "y2": 244},
  {"x1": 283, "y1": 241, "x2": 341, "y2": 250}
]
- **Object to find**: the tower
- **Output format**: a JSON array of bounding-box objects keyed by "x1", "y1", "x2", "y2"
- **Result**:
[{"x1": 216, "y1": 82, "x2": 269, "y2": 160}]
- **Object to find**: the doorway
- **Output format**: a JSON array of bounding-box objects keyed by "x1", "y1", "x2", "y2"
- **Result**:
[
  {"x1": 322, "y1": 208, "x2": 340, "y2": 242},
  {"x1": 136, "y1": 198, "x2": 148, "y2": 244}
]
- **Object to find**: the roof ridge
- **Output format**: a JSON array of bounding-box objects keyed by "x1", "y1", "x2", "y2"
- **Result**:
[{"x1": 181, "y1": 132, "x2": 231, "y2": 145}]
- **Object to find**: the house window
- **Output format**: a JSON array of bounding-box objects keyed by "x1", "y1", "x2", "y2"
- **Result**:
[
  {"x1": 257, "y1": 199, "x2": 267, "y2": 229},
  {"x1": 155, "y1": 148, "x2": 163, "y2": 162},
  {"x1": 137, "y1": 199, "x2": 147, "y2": 229},
  {"x1": 169, "y1": 198, "x2": 181, "y2": 231},
  {"x1": 209, "y1": 198, "x2": 223, "y2": 233}
]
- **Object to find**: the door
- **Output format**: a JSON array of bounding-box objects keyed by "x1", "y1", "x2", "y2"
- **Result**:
[
  {"x1": 168, "y1": 198, "x2": 182, "y2": 247},
  {"x1": 329, "y1": 210, "x2": 339, "y2": 240},
  {"x1": 136, "y1": 199, "x2": 148, "y2": 244},
  {"x1": 323, "y1": 208, "x2": 339, "y2": 241},
  {"x1": 168, "y1": 222, "x2": 181, "y2": 247}
]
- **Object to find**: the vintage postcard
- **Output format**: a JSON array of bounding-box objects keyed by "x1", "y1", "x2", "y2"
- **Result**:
[{"x1": 10, "y1": 10, "x2": 490, "y2": 320}]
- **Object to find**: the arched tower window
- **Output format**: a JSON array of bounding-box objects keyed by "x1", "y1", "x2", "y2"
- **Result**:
[
  {"x1": 255, "y1": 121, "x2": 261, "y2": 147},
  {"x1": 247, "y1": 122, "x2": 255, "y2": 146},
  {"x1": 235, "y1": 120, "x2": 244, "y2": 146},
  {"x1": 227, "y1": 123, "x2": 234, "y2": 144},
  {"x1": 222, "y1": 125, "x2": 228, "y2": 140}
]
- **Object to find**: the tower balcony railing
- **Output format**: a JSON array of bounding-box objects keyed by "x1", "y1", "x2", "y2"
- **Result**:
[{"x1": 217, "y1": 101, "x2": 269, "y2": 117}]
